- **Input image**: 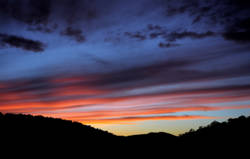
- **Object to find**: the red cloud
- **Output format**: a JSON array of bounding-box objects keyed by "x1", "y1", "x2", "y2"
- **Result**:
[{"x1": 1, "y1": 74, "x2": 250, "y2": 125}]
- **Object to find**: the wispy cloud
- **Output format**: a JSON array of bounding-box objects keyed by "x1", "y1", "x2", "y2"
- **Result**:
[
  {"x1": 1, "y1": 68, "x2": 250, "y2": 125},
  {"x1": 74, "y1": 115, "x2": 217, "y2": 124},
  {"x1": 60, "y1": 27, "x2": 85, "y2": 42}
]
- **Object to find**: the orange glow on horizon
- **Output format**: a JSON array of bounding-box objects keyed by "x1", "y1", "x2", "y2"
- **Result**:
[{"x1": 1, "y1": 75, "x2": 250, "y2": 134}]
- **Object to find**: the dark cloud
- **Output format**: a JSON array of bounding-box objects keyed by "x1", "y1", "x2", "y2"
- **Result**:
[
  {"x1": 0, "y1": 33, "x2": 45, "y2": 52},
  {"x1": 0, "y1": 0, "x2": 98, "y2": 43},
  {"x1": 223, "y1": 32, "x2": 250, "y2": 43},
  {"x1": 161, "y1": 0, "x2": 250, "y2": 43},
  {"x1": 58, "y1": 0, "x2": 98, "y2": 25},
  {"x1": 122, "y1": 25, "x2": 165, "y2": 42},
  {"x1": 147, "y1": 24, "x2": 163, "y2": 31},
  {"x1": 4, "y1": 78, "x2": 53, "y2": 94},
  {"x1": 158, "y1": 42, "x2": 180, "y2": 48},
  {"x1": 149, "y1": 32, "x2": 165, "y2": 39},
  {"x1": 92, "y1": 59, "x2": 194, "y2": 86},
  {"x1": 124, "y1": 32, "x2": 146, "y2": 41},
  {"x1": 166, "y1": 31, "x2": 215, "y2": 42},
  {"x1": 147, "y1": 25, "x2": 215, "y2": 42},
  {"x1": 0, "y1": 76, "x2": 53, "y2": 105},
  {"x1": 0, "y1": 0, "x2": 99, "y2": 26},
  {"x1": 0, "y1": 58, "x2": 198, "y2": 96},
  {"x1": 222, "y1": 18, "x2": 250, "y2": 43},
  {"x1": 147, "y1": 24, "x2": 167, "y2": 39},
  {"x1": 164, "y1": 0, "x2": 199, "y2": 17},
  {"x1": 1, "y1": 0, "x2": 249, "y2": 45},
  {"x1": 117, "y1": 24, "x2": 214, "y2": 46},
  {"x1": 60, "y1": 27, "x2": 85, "y2": 42},
  {"x1": 162, "y1": 0, "x2": 250, "y2": 23},
  {"x1": 0, "y1": 0, "x2": 51, "y2": 25},
  {"x1": 85, "y1": 57, "x2": 250, "y2": 91},
  {"x1": 129, "y1": 83, "x2": 250, "y2": 101},
  {"x1": 27, "y1": 23, "x2": 58, "y2": 33}
]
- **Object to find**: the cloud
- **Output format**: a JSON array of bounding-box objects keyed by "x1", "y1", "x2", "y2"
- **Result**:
[
  {"x1": 222, "y1": 18, "x2": 250, "y2": 43},
  {"x1": 1, "y1": 60, "x2": 250, "y2": 116},
  {"x1": 0, "y1": 0, "x2": 98, "y2": 26},
  {"x1": 0, "y1": 0, "x2": 250, "y2": 127},
  {"x1": 1, "y1": 57, "x2": 249, "y2": 106},
  {"x1": 75, "y1": 115, "x2": 216, "y2": 124},
  {"x1": 0, "y1": 33, "x2": 45, "y2": 52},
  {"x1": 166, "y1": 31, "x2": 215, "y2": 42},
  {"x1": 112, "y1": 24, "x2": 214, "y2": 48},
  {"x1": 158, "y1": 42, "x2": 180, "y2": 48},
  {"x1": 124, "y1": 32, "x2": 146, "y2": 41},
  {"x1": 161, "y1": 0, "x2": 250, "y2": 43},
  {"x1": 0, "y1": 0, "x2": 98, "y2": 44},
  {"x1": 0, "y1": 0, "x2": 51, "y2": 26},
  {"x1": 47, "y1": 105, "x2": 250, "y2": 123},
  {"x1": 1, "y1": 61, "x2": 250, "y2": 125},
  {"x1": 60, "y1": 27, "x2": 85, "y2": 42},
  {"x1": 223, "y1": 32, "x2": 250, "y2": 43},
  {"x1": 27, "y1": 23, "x2": 58, "y2": 33},
  {"x1": 1, "y1": 78, "x2": 250, "y2": 109},
  {"x1": 86, "y1": 60, "x2": 250, "y2": 91},
  {"x1": 147, "y1": 24, "x2": 163, "y2": 31},
  {"x1": 162, "y1": 0, "x2": 250, "y2": 23},
  {"x1": 85, "y1": 59, "x2": 198, "y2": 88},
  {"x1": 1, "y1": 0, "x2": 250, "y2": 44}
]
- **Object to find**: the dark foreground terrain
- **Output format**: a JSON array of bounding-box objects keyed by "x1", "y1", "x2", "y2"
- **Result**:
[{"x1": 0, "y1": 112, "x2": 249, "y2": 155}]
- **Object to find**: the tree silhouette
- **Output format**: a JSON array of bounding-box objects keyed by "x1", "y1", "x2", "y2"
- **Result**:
[{"x1": 0, "y1": 112, "x2": 249, "y2": 154}]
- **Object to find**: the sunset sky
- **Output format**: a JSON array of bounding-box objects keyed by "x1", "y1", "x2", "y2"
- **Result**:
[{"x1": 0, "y1": 0, "x2": 250, "y2": 136}]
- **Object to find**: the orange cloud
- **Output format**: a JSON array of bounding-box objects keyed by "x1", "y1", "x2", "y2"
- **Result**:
[
  {"x1": 1, "y1": 75, "x2": 250, "y2": 126},
  {"x1": 26, "y1": 105, "x2": 249, "y2": 125},
  {"x1": 75, "y1": 115, "x2": 217, "y2": 124}
]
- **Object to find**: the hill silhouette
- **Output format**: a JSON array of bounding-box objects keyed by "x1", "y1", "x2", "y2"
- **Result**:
[
  {"x1": 0, "y1": 112, "x2": 249, "y2": 154},
  {"x1": 0, "y1": 112, "x2": 117, "y2": 142},
  {"x1": 180, "y1": 115, "x2": 250, "y2": 139}
]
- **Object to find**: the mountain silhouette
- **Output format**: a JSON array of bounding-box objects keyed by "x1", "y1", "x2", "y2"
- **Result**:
[{"x1": 0, "y1": 112, "x2": 249, "y2": 155}]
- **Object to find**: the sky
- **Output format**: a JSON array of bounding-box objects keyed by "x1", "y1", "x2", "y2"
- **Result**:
[{"x1": 0, "y1": 0, "x2": 250, "y2": 136}]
